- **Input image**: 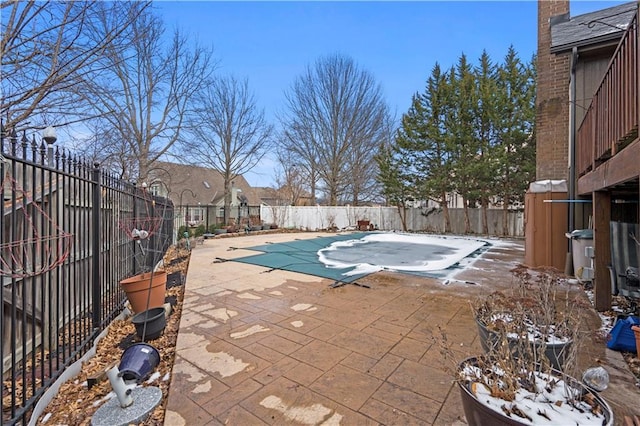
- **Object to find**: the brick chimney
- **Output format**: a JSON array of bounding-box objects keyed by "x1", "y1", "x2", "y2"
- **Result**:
[{"x1": 536, "y1": 0, "x2": 571, "y2": 181}]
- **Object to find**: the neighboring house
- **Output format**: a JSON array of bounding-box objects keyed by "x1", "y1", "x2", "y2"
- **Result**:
[
  {"x1": 254, "y1": 186, "x2": 314, "y2": 206},
  {"x1": 537, "y1": 1, "x2": 639, "y2": 310},
  {"x1": 254, "y1": 186, "x2": 287, "y2": 206},
  {"x1": 146, "y1": 161, "x2": 262, "y2": 228},
  {"x1": 406, "y1": 193, "x2": 522, "y2": 211}
]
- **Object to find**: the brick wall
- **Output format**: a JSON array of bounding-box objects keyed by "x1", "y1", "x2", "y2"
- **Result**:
[{"x1": 536, "y1": 0, "x2": 571, "y2": 181}]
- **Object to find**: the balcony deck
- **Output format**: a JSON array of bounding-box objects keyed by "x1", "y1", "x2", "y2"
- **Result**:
[{"x1": 576, "y1": 10, "x2": 639, "y2": 194}]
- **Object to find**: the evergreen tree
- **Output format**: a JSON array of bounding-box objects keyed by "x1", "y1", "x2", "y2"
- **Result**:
[
  {"x1": 473, "y1": 51, "x2": 499, "y2": 234},
  {"x1": 394, "y1": 64, "x2": 455, "y2": 232},
  {"x1": 376, "y1": 48, "x2": 535, "y2": 236},
  {"x1": 447, "y1": 55, "x2": 478, "y2": 233},
  {"x1": 375, "y1": 142, "x2": 411, "y2": 230},
  {"x1": 494, "y1": 47, "x2": 536, "y2": 235}
]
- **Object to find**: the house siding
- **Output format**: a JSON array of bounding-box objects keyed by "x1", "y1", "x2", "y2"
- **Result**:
[{"x1": 575, "y1": 54, "x2": 613, "y2": 127}]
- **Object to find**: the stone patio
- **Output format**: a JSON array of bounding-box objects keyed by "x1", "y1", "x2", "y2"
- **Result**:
[{"x1": 164, "y1": 232, "x2": 640, "y2": 425}]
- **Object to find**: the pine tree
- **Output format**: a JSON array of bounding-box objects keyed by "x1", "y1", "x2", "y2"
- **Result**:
[
  {"x1": 395, "y1": 64, "x2": 455, "y2": 232},
  {"x1": 375, "y1": 142, "x2": 411, "y2": 230},
  {"x1": 448, "y1": 55, "x2": 478, "y2": 234},
  {"x1": 377, "y1": 48, "x2": 535, "y2": 236},
  {"x1": 494, "y1": 47, "x2": 536, "y2": 235},
  {"x1": 473, "y1": 50, "x2": 499, "y2": 234}
]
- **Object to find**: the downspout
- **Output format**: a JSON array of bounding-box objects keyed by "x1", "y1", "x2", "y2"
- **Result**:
[
  {"x1": 565, "y1": 47, "x2": 578, "y2": 275},
  {"x1": 569, "y1": 46, "x2": 578, "y2": 234}
]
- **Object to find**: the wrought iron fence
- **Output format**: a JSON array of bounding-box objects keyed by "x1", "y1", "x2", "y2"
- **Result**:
[
  {"x1": 0, "y1": 127, "x2": 174, "y2": 425},
  {"x1": 174, "y1": 204, "x2": 262, "y2": 236}
]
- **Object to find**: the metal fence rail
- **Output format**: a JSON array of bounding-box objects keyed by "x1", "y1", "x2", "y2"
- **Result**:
[{"x1": 0, "y1": 128, "x2": 174, "y2": 425}]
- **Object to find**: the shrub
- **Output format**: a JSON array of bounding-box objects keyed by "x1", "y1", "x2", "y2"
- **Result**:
[
  {"x1": 193, "y1": 224, "x2": 206, "y2": 237},
  {"x1": 208, "y1": 223, "x2": 224, "y2": 232}
]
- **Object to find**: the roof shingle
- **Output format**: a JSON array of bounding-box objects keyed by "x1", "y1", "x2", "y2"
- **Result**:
[
  {"x1": 149, "y1": 161, "x2": 262, "y2": 206},
  {"x1": 550, "y1": 2, "x2": 636, "y2": 53}
]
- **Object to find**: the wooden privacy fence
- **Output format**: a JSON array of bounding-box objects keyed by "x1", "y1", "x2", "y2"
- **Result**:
[
  {"x1": 260, "y1": 205, "x2": 525, "y2": 237},
  {"x1": 1, "y1": 128, "x2": 174, "y2": 425}
]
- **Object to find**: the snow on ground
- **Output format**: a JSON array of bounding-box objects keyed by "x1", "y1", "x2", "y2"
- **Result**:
[
  {"x1": 317, "y1": 232, "x2": 489, "y2": 277},
  {"x1": 464, "y1": 365, "x2": 611, "y2": 425},
  {"x1": 584, "y1": 288, "x2": 629, "y2": 337}
]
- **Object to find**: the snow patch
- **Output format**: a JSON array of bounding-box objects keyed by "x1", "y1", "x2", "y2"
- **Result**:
[
  {"x1": 210, "y1": 308, "x2": 237, "y2": 323},
  {"x1": 291, "y1": 303, "x2": 314, "y2": 312},
  {"x1": 237, "y1": 292, "x2": 261, "y2": 300},
  {"x1": 230, "y1": 325, "x2": 270, "y2": 339},
  {"x1": 317, "y1": 232, "x2": 488, "y2": 277},
  {"x1": 259, "y1": 395, "x2": 341, "y2": 425}
]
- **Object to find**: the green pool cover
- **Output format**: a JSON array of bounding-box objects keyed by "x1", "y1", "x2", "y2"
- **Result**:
[{"x1": 232, "y1": 233, "x2": 370, "y2": 284}]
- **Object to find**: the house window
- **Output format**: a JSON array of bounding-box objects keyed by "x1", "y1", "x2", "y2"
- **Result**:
[
  {"x1": 150, "y1": 184, "x2": 162, "y2": 196},
  {"x1": 186, "y1": 207, "x2": 204, "y2": 225}
]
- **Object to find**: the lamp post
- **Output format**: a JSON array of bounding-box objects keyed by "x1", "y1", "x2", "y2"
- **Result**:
[{"x1": 43, "y1": 126, "x2": 57, "y2": 166}]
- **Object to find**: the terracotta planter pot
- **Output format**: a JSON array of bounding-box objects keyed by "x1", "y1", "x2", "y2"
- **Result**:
[
  {"x1": 120, "y1": 271, "x2": 167, "y2": 314},
  {"x1": 632, "y1": 325, "x2": 640, "y2": 354}
]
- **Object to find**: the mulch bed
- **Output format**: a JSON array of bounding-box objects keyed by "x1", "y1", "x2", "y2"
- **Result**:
[{"x1": 34, "y1": 246, "x2": 190, "y2": 425}]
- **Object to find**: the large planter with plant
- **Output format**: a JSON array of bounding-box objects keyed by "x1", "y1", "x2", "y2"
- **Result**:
[
  {"x1": 447, "y1": 266, "x2": 613, "y2": 425},
  {"x1": 458, "y1": 356, "x2": 613, "y2": 425},
  {"x1": 119, "y1": 271, "x2": 167, "y2": 314},
  {"x1": 472, "y1": 267, "x2": 580, "y2": 371},
  {"x1": 475, "y1": 314, "x2": 572, "y2": 371}
]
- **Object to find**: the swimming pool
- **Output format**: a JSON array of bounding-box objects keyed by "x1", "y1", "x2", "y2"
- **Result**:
[{"x1": 232, "y1": 232, "x2": 490, "y2": 283}]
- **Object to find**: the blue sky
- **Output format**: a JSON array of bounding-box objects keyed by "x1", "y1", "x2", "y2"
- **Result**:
[{"x1": 155, "y1": 1, "x2": 628, "y2": 186}]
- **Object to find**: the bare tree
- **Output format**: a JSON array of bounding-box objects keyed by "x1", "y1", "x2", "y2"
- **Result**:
[
  {"x1": 275, "y1": 145, "x2": 308, "y2": 206},
  {"x1": 80, "y1": 7, "x2": 214, "y2": 181},
  {"x1": 73, "y1": 121, "x2": 139, "y2": 180},
  {"x1": 280, "y1": 54, "x2": 392, "y2": 205},
  {"x1": 1, "y1": 1, "x2": 148, "y2": 130},
  {"x1": 345, "y1": 113, "x2": 396, "y2": 204},
  {"x1": 185, "y1": 75, "x2": 273, "y2": 225},
  {"x1": 280, "y1": 120, "x2": 321, "y2": 205}
]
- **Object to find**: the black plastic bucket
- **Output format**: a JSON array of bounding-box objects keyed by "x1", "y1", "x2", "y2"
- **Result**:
[{"x1": 132, "y1": 307, "x2": 167, "y2": 340}]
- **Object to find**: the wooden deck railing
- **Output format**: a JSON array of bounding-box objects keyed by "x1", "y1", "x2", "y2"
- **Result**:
[{"x1": 576, "y1": 10, "x2": 638, "y2": 176}]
